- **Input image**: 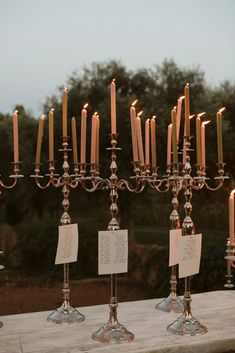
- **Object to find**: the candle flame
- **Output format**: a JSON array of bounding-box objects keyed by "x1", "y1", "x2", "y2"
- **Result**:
[
  {"x1": 230, "y1": 189, "x2": 235, "y2": 197},
  {"x1": 197, "y1": 112, "x2": 206, "y2": 118},
  {"x1": 180, "y1": 95, "x2": 185, "y2": 100},
  {"x1": 50, "y1": 108, "x2": 54, "y2": 113},
  {"x1": 137, "y1": 111, "x2": 143, "y2": 117},
  {"x1": 131, "y1": 99, "x2": 138, "y2": 107},
  {"x1": 112, "y1": 78, "x2": 116, "y2": 83},
  {"x1": 189, "y1": 114, "x2": 195, "y2": 120},
  {"x1": 41, "y1": 115, "x2": 45, "y2": 120},
  {"x1": 64, "y1": 87, "x2": 67, "y2": 92},
  {"x1": 94, "y1": 111, "x2": 98, "y2": 115},
  {"x1": 169, "y1": 123, "x2": 172, "y2": 128},
  {"x1": 152, "y1": 115, "x2": 156, "y2": 119},
  {"x1": 14, "y1": 110, "x2": 18, "y2": 115},
  {"x1": 219, "y1": 107, "x2": 226, "y2": 114},
  {"x1": 174, "y1": 106, "x2": 177, "y2": 111},
  {"x1": 202, "y1": 120, "x2": 210, "y2": 126},
  {"x1": 186, "y1": 83, "x2": 189, "y2": 87},
  {"x1": 146, "y1": 118, "x2": 150, "y2": 123},
  {"x1": 83, "y1": 103, "x2": 88, "y2": 109}
]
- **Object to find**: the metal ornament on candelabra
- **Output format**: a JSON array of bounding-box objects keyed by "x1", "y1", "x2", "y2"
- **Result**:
[
  {"x1": 91, "y1": 134, "x2": 146, "y2": 344},
  {"x1": 167, "y1": 136, "x2": 207, "y2": 335},
  {"x1": 31, "y1": 137, "x2": 85, "y2": 324},
  {"x1": 0, "y1": 161, "x2": 23, "y2": 328},
  {"x1": 156, "y1": 163, "x2": 183, "y2": 313},
  {"x1": 224, "y1": 239, "x2": 235, "y2": 288}
]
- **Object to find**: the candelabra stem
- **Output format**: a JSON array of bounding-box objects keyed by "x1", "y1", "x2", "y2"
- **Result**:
[
  {"x1": 167, "y1": 137, "x2": 207, "y2": 335},
  {"x1": 92, "y1": 134, "x2": 134, "y2": 343},
  {"x1": 224, "y1": 239, "x2": 234, "y2": 288},
  {"x1": 156, "y1": 165, "x2": 183, "y2": 313},
  {"x1": 47, "y1": 138, "x2": 85, "y2": 324}
]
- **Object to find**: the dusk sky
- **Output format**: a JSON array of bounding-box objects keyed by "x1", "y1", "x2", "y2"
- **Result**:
[{"x1": 1, "y1": 0, "x2": 235, "y2": 116}]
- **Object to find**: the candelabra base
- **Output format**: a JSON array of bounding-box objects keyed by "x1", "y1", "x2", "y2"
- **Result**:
[
  {"x1": 224, "y1": 282, "x2": 234, "y2": 289},
  {"x1": 167, "y1": 312, "x2": 207, "y2": 336},
  {"x1": 91, "y1": 320, "x2": 134, "y2": 343},
  {"x1": 47, "y1": 303, "x2": 85, "y2": 324},
  {"x1": 155, "y1": 293, "x2": 183, "y2": 313}
]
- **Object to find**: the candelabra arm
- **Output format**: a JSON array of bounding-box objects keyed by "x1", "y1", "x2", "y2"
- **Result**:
[{"x1": 0, "y1": 162, "x2": 24, "y2": 189}]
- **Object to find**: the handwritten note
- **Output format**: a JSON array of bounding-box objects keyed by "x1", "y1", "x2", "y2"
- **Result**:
[
  {"x1": 169, "y1": 229, "x2": 182, "y2": 266},
  {"x1": 55, "y1": 224, "x2": 78, "y2": 265},
  {"x1": 98, "y1": 229, "x2": 128, "y2": 275},
  {"x1": 179, "y1": 233, "x2": 202, "y2": 278}
]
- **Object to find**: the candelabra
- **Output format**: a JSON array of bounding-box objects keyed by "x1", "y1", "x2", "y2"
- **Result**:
[
  {"x1": 90, "y1": 134, "x2": 145, "y2": 343},
  {"x1": 31, "y1": 137, "x2": 86, "y2": 324},
  {"x1": 224, "y1": 239, "x2": 235, "y2": 288},
  {"x1": 0, "y1": 161, "x2": 23, "y2": 327},
  {"x1": 167, "y1": 136, "x2": 227, "y2": 335},
  {"x1": 155, "y1": 163, "x2": 184, "y2": 313}
]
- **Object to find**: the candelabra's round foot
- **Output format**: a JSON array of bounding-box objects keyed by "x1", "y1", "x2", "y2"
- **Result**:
[
  {"x1": 91, "y1": 321, "x2": 134, "y2": 343},
  {"x1": 0, "y1": 321, "x2": 3, "y2": 328},
  {"x1": 47, "y1": 303, "x2": 85, "y2": 324},
  {"x1": 155, "y1": 294, "x2": 183, "y2": 313},
  {"x1": 167, "y1": 312, "x2": 207, "y2": 336},
  {"x1": 224, "y1": 283, "x2": 234, "y2": 289}
]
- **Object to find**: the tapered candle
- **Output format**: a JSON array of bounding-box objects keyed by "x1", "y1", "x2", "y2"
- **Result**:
[
  {"x1": 201, "y1": 120, "x2": 210, "y2": 167},
  {"x1": 80, "y1": 103, "x2": 88, "y2": 164},
  {"x1": 216, "y1": 108, "x2": 225, "y2": 164},
  {"x1": 171, "y1": 108, "x2": 178, "y2": 164},
  {"x1": 49, "y1": 109, "x2": 54, "y2": 161},
  {"x1": 184, "y1": 84, "x2": 190, "y2": 137},
  {"x1": 90, "y1": 113, "x2": 97, "y2": 164},
  {"x1": 150, "y1": 116, "x2": 157, "y2": 168},
  {"x1": 136, "y1": 112, "x2": 145, "y2": 166},
  {"x1": 35, "y1": 115, "x2": 44, "y2": 164},
  {"x1": 62, "y1": 88, "x2": 68, "y2": 138},
  {"x1": 145, "y1": 119, "x2": 150, "y2": 166},
  {"x1": 196, "y1": 113, "x2": 206, "y2": 166},
  {"x1": 71, "y1": 117, "x2": 78, "y2": 164},
  {"x1": 111, "y1": 79, "x2": 116, "y2": 135},
  {"x1": 167, "y1": 124, "x2": 172, "y2": 166},
  {"x1": 229, "y1": 190, "x2": 235, "y2": 245},
  {"x1": 13, "y1": 110, "x2": 19, "y2": 163},
  {"x1": 96, "y1": 114, "x2": 100, "y2": 165},
  {"x1": 130, "y1": 101, "x2": 138, "y2": 162},
  {"x1": 176, "y1": 96, "x2": 184, "y2": 141}
]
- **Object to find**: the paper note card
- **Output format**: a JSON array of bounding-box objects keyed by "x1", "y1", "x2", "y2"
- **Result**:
[
  {"x1": 98, "y1": 229, "x2": 128, "y2": 275},
  {"x1": 55, "y1": 224, "x2": 78, "y2": 265},
  {"x1": 169, "y1": 229, "x2": 182, "y2": 266},
  {"x1": 179, "y1": 233, "x2": 202, "y2": 278}
]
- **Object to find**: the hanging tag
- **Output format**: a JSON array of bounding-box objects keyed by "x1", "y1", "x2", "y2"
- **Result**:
[
  {"x1": 179, "y1": 233, "x2": 202, "y2": 278},
  {"x1": 169, "y1": 229, "x2": 182, "y2": 266},
  {"x1": 98, "y1": 229, "x2": 128, "y2": 275},
  {"x1": 55, "y1": 224, "x2": 78, "y2": 265}
]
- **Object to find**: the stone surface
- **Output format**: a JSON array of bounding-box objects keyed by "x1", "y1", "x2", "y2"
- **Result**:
[{"x1": 0, "y1": 291, "x2": 235, "y2": 353}]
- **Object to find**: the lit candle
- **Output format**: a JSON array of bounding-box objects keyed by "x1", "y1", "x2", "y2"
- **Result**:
[
  {"x1": 111, "y1": 79, "x2": 116, "y2": 135},
  {"x1": 49, "y1": 109, "x2": 54, "y2": 161},
  {"x1": 196, "y1": 113, "x2": 206, "y2": 166},
  {"x1": 201, "y1": 120, "x2": 210, "y2": 167},
  {"x1": 90, "y1": 113, "x2": 97, "y2": 164},
  {"x1": 216, "y1": 108, "x2": 225, "y2": 164},
  {"x1": 35, "y1": 115, "x2": 44, "y2": 164},
  {"x1": 176, "y1": 96, "x2": 184, "y2": 141},
  {"x1": 96, "y1": 114, "x2": 100, "y2": 165},
  {"x1": 184, "y1": 84, "x2": 190, "y2": 137},
  {"x1": 150, "y1": 116, "x2": 157, "y2": 168},
  {"x1": 145, "y1": 119, "x2": 150, "y2": 166},
  {"x1": 171, "y1": 108, "x2": 178, "y2": 164},
  {"x1": 13, "y1": 110, "x2": 19, "y2": 163},
  {"x1": 167, "y1": 124, "x2": 172, "y2": 166},
  {"x1": 71, "y1": 117, "x2": 78, "y2": 164},
  {"x1": 62, "y1": 88, "x2": 68, "y2": 138},
  {"x1": 80, "y1": 103, "x2": 88, "y2": 164},
  {"x1": 130, "y1": 101, "x2": 138, "y2": 162},
  {"x1": 229, "y1": 190, "x2": 235, "y2": 245},
  {"x1": 136, "y1": 112, "x2": 145, "y2": 166}
]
